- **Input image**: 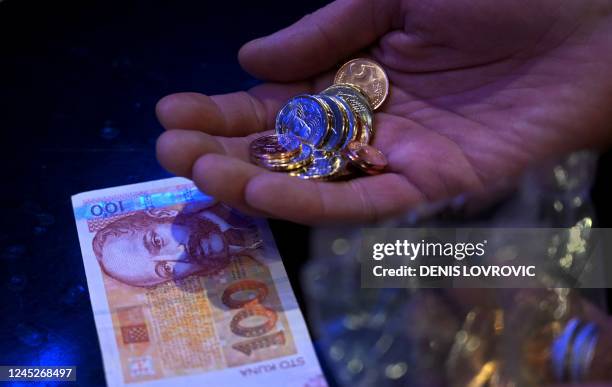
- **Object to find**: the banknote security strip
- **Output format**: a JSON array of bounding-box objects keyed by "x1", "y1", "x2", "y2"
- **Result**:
[
  {"x1": 249, "y1": 58, "x2": 390, "y2": 180},
  {"x1": 72, "y1": 177, "x2": 326, "y2": 386}
]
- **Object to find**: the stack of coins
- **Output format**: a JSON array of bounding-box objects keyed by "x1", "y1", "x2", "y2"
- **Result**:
[{"x1": 250, "y1": 58, "x2": 389, "y2": 180}]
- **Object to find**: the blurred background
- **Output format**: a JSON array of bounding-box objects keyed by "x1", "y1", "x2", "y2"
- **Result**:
[{"x1": 0, "y1": 0, "x2": 611, "y2": 386}]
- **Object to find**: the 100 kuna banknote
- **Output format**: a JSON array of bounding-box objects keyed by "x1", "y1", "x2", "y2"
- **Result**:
[{"x1": 72, "y1": 177, "x2": 326, "y2": 386}]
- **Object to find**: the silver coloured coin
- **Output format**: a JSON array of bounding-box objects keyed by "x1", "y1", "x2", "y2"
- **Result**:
[
  {"x1": 322, "y1": 84, "x2": 373, "y2": 144},
  {"x1": 290, "y1": 152, "x2": 343, "y2": 180},
  {"x1": 327, "y1": 94, "x2": 357, "y2": 149}
]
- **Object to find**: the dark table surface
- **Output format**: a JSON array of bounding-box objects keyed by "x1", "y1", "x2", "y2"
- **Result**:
[
  {"x1": 0, "y1": 1, "x2": 610, "y2": 386},
  {"x1": 0, "y1": 1, "x2": 326, "y2": 385}
]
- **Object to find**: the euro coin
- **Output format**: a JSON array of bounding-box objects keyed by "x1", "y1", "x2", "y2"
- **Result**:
[
  {"x1": 326, "y1": 94, "x2": 357, "y2": 149},
  {"x1": 290, "y1": 152, "x2": 345, "y2": 180},
  {"x1": 313, "y1": 95, "x2": 349, "y2": 151},
  {"x1": 249, "y1": 134, "x2": 301, "y2": 161},
  {"x1": 275, "y1": 95, "x2": 331, "y2": 148},
  {"x1": 255, "y1": 143, "x2": 314, "y2": 172},
  {"x1": 322, "y1": 83, "x2": 372, "y2": 110},
  {"x1": 344, "y1": 141, "x2": 387, "y2": 175},
  {"x1": 334, "y1": 58, "x2": 389, "y2": 110},
  {"x1": 311, "y1": 149, "x2": 335, "y2": 160},
  {"x1": 322, "y1": 84, "x2": 373, "y2": 145}
]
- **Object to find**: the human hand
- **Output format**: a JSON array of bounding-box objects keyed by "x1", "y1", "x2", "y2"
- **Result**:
[{"x1": 156, "y1": 0, "x2": 612, "y2": 224}]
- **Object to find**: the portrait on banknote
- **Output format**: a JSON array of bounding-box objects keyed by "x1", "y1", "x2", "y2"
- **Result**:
[{"x1": 91, "y1": 202, "x2": 262, "y2": 287}]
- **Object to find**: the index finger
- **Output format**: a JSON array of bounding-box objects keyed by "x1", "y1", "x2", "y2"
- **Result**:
[{"x1": 155, "y1": 77, "x2": 333, "y2": 136}]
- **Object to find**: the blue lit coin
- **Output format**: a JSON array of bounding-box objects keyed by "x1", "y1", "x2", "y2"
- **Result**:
[
  {"x1": 277, "y1": 133, "x2": 301, "y2": 150},
  {"x1": 316, "y1": 95, "x2": 348, "y2": 151},
  {"x1": 275, "y1": 95, "x2": 329, "y2": 147},
  {"x1": 311, "y1": 149, "x2": 332, "y2": 159},
  {"x1": 327, "y1": 95, "x2": 357, "y2": 149}
]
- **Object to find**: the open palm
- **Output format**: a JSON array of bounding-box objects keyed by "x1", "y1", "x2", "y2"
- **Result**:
[{"x1": 156, "y1": 0, "x2": 612, "y2": 224}]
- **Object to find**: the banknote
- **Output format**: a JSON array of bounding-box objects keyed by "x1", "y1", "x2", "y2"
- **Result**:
[{"x1": 72, "y1": 177, "x2": 327, "y2": 387}]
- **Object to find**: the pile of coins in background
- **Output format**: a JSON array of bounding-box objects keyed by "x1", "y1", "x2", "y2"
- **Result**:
[{"x1": 249, "y1": 58, "x2": 390, "y2": 180}]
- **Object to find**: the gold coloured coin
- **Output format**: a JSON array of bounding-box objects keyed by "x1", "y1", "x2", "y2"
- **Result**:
[
  {"x1": 334, "y1": 58, "x2": 389, "y2": 110},
  {"x1": 326, "y1": 82, "x2": 372, "y2": 109},
  {"x1": 254, "y1": 143, "x2": 314, "y2": 172},
  {"x1": 344, "y1": 141, "x2": 388, "y2": 175},
  {"x1": 249, "y1": 134, "x2": 301, "y2": 161}
]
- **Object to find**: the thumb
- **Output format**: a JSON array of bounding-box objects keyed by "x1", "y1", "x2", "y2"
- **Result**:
[{"x1": 238, "y1": 0, "x2": 396, "y2": 82}]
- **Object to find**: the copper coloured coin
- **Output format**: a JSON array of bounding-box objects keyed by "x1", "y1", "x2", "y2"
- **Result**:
[
  {"x1": 345, "y1": 141, "x2": 388, "y2": 174},
  {"x1": 334, "y1": 58, "x2": 389, "y2": 110}
]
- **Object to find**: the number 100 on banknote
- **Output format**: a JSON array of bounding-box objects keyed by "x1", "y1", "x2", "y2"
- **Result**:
[{"x1": 72, "y1": 177, "x2": 326, "y2": 387}]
